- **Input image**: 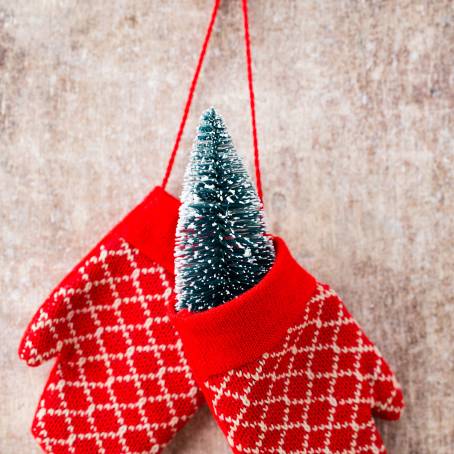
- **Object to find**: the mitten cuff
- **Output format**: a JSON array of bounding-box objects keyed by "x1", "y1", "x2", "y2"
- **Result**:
[
  {"x1": 117, "y1": 186, "x2": 179, "y2": 273},
  {"x1": 170, "y1": 237, "x2": 317, "y2": 382}
]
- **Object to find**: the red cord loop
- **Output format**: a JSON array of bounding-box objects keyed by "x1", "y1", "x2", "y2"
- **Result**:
[
  {"x1": 241, "y1": 0, "x2": 263, "y2": 203},
  {"x1": 162, "y1": 0, "x2": 264, "y2": 205},
  {"x1": 161, "y1": 0, "x2": 221, "y2": 190}
]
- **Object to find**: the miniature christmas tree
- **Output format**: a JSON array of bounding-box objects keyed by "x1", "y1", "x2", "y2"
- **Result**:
[{"x1": 175, "y1": 108, "x2": 275, "y2": 312}]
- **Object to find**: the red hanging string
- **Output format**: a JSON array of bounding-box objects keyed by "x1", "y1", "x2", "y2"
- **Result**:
[
  {"x1": 241, "y1": 0, "x2": 263, "y2": 204},
  {"x1": 162, "y1": 0, "x2": 264, "y2": 205},
  {"x1": 162, "y1": 0, "x2": 221, "y2": 190}
]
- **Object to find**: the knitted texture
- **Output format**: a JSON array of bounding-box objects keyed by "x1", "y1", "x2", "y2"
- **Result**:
[
  {"x1": 171, "y1": 238, "x2": 404, "y2": 454},
  {"x1": 19, "y1": 187, "x2": 203, "y2": 454}
]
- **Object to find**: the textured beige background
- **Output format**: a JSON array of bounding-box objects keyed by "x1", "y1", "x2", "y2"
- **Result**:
[{"x1": 1, "y1": 0, "x2": 453, "y2": 453}]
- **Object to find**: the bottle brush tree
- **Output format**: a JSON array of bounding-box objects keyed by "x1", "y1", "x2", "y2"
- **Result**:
[{"x1": 175, "y1": 108, "x2": 275, "y2": 312}]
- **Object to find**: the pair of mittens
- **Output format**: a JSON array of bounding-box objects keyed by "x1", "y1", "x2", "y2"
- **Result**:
[{"x1": 20, "y1": 188, "x2": 403, "y2": 453}]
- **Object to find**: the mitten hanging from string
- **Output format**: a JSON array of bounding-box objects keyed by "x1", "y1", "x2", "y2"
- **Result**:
[
  {"x1": 171, "y1": 237, "x2": 405, "y2": 453},
  {"x1": 175, "y1": 108, "x2": 274, "y2": 312},
  {"x1": 170, "y1": 1, "x2": 404, "y2": 453},
  {"x1": 17, "y1": 0, "x2": 225, "y2": 450},
  {"x1": 19, "y1": 189, "x2": 204, "y2": 453}
]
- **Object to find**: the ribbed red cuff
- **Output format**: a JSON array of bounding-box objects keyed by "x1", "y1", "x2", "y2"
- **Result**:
[
  {"x1": 39, "y1": 186, "x2": 179, "y2": 293},
  {"x1": 119, "y1": 186, "x2": 179, "y2": 274},
  {"x1": 169, "y1": 237, "x2": 317, "y2": 382}
]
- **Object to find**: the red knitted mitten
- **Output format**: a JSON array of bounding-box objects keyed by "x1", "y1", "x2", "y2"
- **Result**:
[
  {"x1": 19, "y1": 187, "x2": 203, "y2": 454},
  {"x1": 172, "y1": 237, "x2": 404, "y2": 454}
]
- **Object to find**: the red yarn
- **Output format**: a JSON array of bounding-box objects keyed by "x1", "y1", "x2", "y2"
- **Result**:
[
  {"x1": 162, "y1": 0, "x2": 221, "y2": 191},
  {"x1": 163, "y1": 0, "x2": 264, "y2": 204},
  {"x1": 241, "y1": 0, "x2": 263, "y2": 203}
]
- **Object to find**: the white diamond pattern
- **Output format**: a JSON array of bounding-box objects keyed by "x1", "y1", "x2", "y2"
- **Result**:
[
  {"x1": 20, "y1": 237, "x2": 201, "y2": 454},
  {"x1": 203, "y1": 284, "x2": 403, "y2": 454}
]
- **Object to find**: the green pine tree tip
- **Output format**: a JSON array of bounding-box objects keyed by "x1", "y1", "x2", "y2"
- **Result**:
[{"x1": 174, "y1": 108, "x2": 275, "y2": 312}]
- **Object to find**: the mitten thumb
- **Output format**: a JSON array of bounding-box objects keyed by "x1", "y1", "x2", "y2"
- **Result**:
[
  {"x1": 19, "y1": 272, "x2": 84, "y2": 367},
  {"x1": 370, "y1": 349, "x2": 405, "y2": 420}
]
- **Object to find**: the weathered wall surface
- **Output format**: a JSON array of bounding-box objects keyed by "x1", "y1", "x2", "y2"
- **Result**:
[{"x1": 1, "y1": 1, "x2": 453, "y2": 452}]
